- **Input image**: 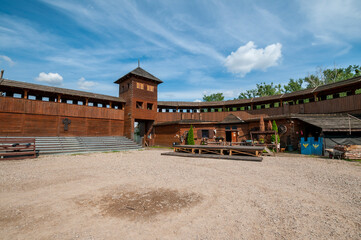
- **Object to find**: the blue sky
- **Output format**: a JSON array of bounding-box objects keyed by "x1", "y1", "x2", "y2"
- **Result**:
[{"x1": 1, "y1": 0, "x2": 360, "y2": 101}]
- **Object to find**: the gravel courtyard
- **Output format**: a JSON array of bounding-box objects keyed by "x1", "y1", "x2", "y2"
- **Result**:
[{"x1": 0, "y1": 149, "x2": 360, "y2": 239}]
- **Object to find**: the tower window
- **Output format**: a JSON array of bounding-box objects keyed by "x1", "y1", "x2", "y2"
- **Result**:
[
  {"x1": 136, "y1": 82, "x2": 144, "y2": 89},
  {"x1": 136, "y1": 101, "x2": 143, "y2": 109},
  {"x1": 147, "y1": 103, "x2": 153, "y2": 110},
  {"x1": 147, "y1": 85, "x2": 154, "y2": 92}
]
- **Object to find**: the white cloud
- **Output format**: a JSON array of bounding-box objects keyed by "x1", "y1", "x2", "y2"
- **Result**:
[
  {"x1": 35, "y1": 72, "x2": 63, "y2": 86},
  {"x1": 77, "y1": 77, "x2": 96, "y2": 90},
  {"x1": 224, "y1": 41, "x2": 282, "y2": 77},
  {"x1": 0, "y1": 55, "x2": 15, "y2": 66}
]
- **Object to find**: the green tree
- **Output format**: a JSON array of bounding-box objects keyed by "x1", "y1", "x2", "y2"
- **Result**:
[
  {"x1": 203, "y1": 93, "x2": 224, "y2": 102},
  {"x1": 304, "y1": 74, "x2": 322, "y2": 88},
  {"x1": 236, "y1": 89, "x2": 258, "y2": 99},
  {"x1": 270, "y1": 120, "x2": 280, "y2": 143},
  {"x1": 323, "y1": 65, "x2": 361, "y2": 84},
  {"x1": 256, "y1": 82, "x2": 282, "y2": 97},
  {"x1": 235, "y1": 82, "x2": 281, "y2": 99},
  {"x1": 186, "y1": 125, "x2": 195, "y2": 145},
  {"x1": 283, "y1": 78, "x2": 304, "y2": 93}
]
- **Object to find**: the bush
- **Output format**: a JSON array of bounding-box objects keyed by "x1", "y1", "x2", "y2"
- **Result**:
[
  {"x1": 186, "y1": 125, "x2": 195, "y2": 145},
  {"x1": 270, "y1": 120, "x2": 280, "y2": 143}
]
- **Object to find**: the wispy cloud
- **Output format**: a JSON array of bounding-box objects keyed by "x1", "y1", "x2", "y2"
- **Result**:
[
  {"x1": 0, "y1": 55, "x2": 15, "y2": 66},
  {"x1": 0, "y1": 15, "x2": 59, "y2": 51},
  {"x1": 77, "y1": 77, "x2": 96, "y2": 90},
  {"x1": 299, "y1": 0, "x2": 361, "y2": 43}
]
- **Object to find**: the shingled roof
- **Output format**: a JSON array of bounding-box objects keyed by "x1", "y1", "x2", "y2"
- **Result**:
[
  {"x1": 0, "y1": 79, "x2": 125, "y2": 103},
  {"x1": 218, "y1": 114, "x2": 245, "y2": 124},
  {"x1": 114, "y1": 67, "x2": 163, "y2": 84}
]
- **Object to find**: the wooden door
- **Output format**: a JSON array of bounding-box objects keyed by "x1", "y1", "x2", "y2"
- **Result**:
[{"x1": 231, "y1": 131, "x2": 237, "y2": 142}]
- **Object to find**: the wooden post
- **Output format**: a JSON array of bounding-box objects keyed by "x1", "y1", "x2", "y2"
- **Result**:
[
  {"x1": 109, "y1": 101, "x2": 112, "y2": 108},
  {"x1": 23, "y1": 90, "x2": 28, "y2": 99},
  {"x1": 57, "y1": 94, "x2": 61, "y2": 103},
  {"x1": 275, "y1": 131, "x2": 279, "y2": 153},
  {"x1": 85, "y1": 98, "x2": 89, "y2": 106},
  {"x1": 313, "y1": 93, "x2": 318, "y2": 102}
]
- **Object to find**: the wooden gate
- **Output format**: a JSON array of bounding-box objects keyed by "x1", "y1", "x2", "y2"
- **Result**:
[{"x1": 300, "y1": 137, "x2": 323, "y2": 155}]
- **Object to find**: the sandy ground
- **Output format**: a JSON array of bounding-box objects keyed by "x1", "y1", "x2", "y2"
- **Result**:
[{"x1": 0, "y1": 150, "x2": 360, "y2": 240}]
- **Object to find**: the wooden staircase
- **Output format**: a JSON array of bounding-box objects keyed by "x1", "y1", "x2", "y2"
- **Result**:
[{"x1": 0, "y1": 136, "x2": 142, "y2": 155}]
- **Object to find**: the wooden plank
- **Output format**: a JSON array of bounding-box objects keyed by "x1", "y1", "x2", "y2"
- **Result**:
[
  {"x1": 161, "y1": 152, "x2": 263, "y2": 162},
  {"x1": 0, "y1": 155, "x2": 36, "y2": 160},
  {"x1": 0, "y1": 151, "x2": 36, "y2": 157}
]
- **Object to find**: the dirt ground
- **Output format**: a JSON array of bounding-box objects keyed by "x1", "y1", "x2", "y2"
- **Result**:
[{"x1": 0, "y1": 150, "x2": 360, "y2": 239}]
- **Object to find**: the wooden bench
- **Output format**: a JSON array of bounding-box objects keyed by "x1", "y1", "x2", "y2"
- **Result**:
[{"x1": 0, "y1": 138, "x2": 36, "y2": 160}]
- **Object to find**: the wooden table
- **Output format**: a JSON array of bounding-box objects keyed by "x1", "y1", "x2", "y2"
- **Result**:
[{"x1": 174, "y1": 145, "x2": 265, "y2": 157}]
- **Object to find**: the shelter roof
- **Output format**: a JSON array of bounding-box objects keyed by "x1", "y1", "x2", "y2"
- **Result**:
[
  {"x1": 153, "y1": 119, "x2": 217, "y2": 126},
  {"x1": 114, "y1": 67, "x2": 163, "y2": 84},
  {"x1": 294, "y1": 114, "x2": 361, "y2": 132},
  {"x1": 0, "y1": 79, "x2": 125, "y2": 103}
]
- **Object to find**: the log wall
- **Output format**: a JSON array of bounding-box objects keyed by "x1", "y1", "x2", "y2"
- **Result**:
[
  {"x1": 0, "y1": 97, "x2": 124, "y2": 137},
  {"x1": 156, "y1": 94, "x2": 361, "y2": 123}
]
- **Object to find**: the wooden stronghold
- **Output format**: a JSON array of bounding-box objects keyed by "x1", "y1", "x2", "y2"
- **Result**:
[{"x1": 1, "y1": 68, "x2": 361, "y2": 151}]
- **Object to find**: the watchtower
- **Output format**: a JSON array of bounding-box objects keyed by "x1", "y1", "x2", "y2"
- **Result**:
[{"x1": 114, "y1": 67, "x2": 163, "y2": 143}]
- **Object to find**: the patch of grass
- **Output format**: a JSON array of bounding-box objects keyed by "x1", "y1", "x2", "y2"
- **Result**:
[
  {"x1": 343, "y1": 158, "x2": 361, "y2": 162},
  {"x1": 71, "y1": 153, "x2": 86, "y2": 156},
  {"x1": 102, "y1": 150, "x2": 121, "y2": 153},
  {"x1": 148, "y1": 146, "x2": 172, "y2": 149}
]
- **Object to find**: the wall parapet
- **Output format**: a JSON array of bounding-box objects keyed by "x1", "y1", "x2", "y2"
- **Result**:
[{"x1": 0, "y1": 97, "x2": 124, "y2": 120}]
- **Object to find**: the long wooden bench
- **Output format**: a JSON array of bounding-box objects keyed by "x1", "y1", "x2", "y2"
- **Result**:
[
  {"x1": 0, "y1": 138, "x2": 36, "y2": 160},
  {"x1": 174, "y1": 145, "x2": 266, "y2": 157}
]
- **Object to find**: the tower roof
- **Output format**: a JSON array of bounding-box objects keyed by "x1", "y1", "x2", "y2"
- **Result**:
[{"x1": 114, "y1": 67, "x2": 163, "y2": 84}]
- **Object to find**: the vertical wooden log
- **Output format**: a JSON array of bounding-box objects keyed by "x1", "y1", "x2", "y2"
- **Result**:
[
  {"x1": 23, "y1": 90, "x2": 28, "y2": 99},
  {"x1": 57, "y1": 94, "x2": 61, "y2": 103},
  {"x1": 313, "y1": 93, "x2": 318, "y2": 102},
  {"x1": 276, "y1": 132, "x2": 279, "y2": 153}
]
